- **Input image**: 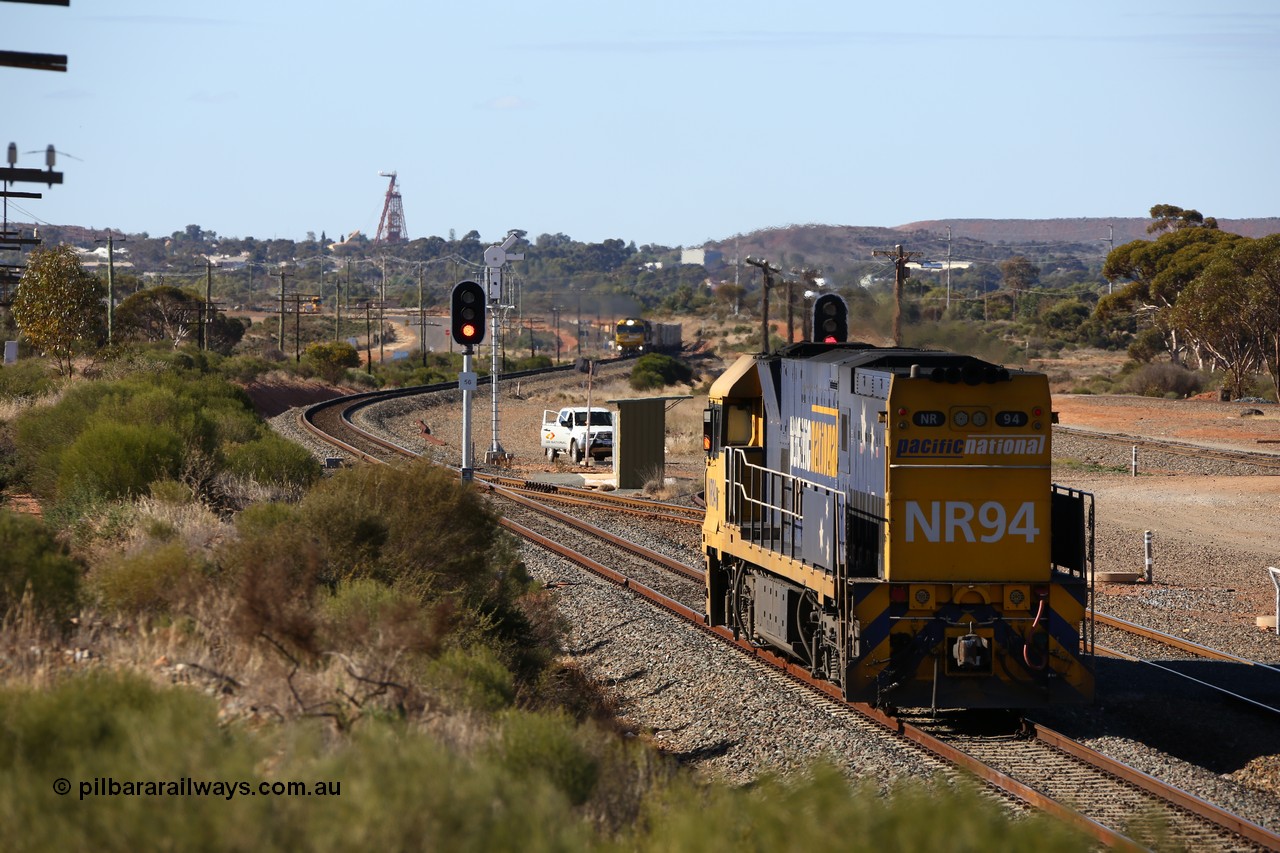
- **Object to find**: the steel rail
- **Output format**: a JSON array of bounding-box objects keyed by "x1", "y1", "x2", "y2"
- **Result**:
[
  {"x1": 1093, "y1": 610, "x2": 1280, "y2": 672},
  {"x1": 486, "y1": 483, "x2": 704, "y2": 582},
  {"x1": 479, "y1": 473, "x2": 705, "y2": 519},
  {"x1": 1055, "y1": 425, "x2": 1280, "y2": 470},
  {"x1": 1031, "y1": 723, "x2": 1280, "y2": 851},
  {"x1": 478, "y1": 478, "x2": 703, "y2": 526},
  {"x1": 1092, "y1": 641, "x2": 1280, "y2": 717}
]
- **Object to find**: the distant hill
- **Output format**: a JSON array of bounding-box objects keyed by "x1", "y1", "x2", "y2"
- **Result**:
[
  {"x1": 12, "y1": 216, "x2": 1280, "y2": 282},
  {"x1": 896, "y1": 217, "x2": 1280, "y2": 245},
  {"x1": 701, "y1": 217, "x2": 1280, "y2": 275}
]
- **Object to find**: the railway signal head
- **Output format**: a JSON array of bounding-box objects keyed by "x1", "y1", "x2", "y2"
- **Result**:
[
  {"x1": 812, "y1": 293, "x2": 848, "y2": 343},
  {"x1": 451, "y1": 280, "x2": 486, "y2": 347}
]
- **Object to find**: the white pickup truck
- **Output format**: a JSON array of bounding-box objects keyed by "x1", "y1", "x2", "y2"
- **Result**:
[{"x1": 541, "y1": 407, "x2": 613, "y2": 463}]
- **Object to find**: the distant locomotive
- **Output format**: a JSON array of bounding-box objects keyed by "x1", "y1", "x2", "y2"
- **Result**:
[
  {"x1": 614, "y1": 318, "x2": 682, "y2": 356},
  {"x1": 701, "y1": 341, "x2": 1095, "y2": 711}
]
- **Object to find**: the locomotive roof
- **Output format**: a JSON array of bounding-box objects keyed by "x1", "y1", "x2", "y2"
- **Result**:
[{"x1": 773, "y1": 341, "x2": 1034, "y2": 376}]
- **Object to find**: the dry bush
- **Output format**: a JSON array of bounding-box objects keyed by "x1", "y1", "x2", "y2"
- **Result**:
[
  {"x1": 133, "y1": 494, "x2": 226, "y2": 551},
  {"x1": 214, "y1": 472, "x2": 309, "y2": 511},
  {"x1": 640, "y1": 465, "x2": 677, "y2": 501},
  {"x1": 87, "y1": 542, "x2": 207, "y2": 616}
]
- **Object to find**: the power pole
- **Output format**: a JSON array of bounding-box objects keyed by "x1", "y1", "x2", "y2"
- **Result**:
[
  {"x1": 745, "y1": 256, "x2": 780, "y2": 353},
  {"x1": 379, "y1": 258, "x2": 387, "y2": 365},
  {"x1": 275, "y1": 265, "x2": 293, "y2": 351},
  {"x1": 794, "y1": 267, "x2": 822, "y2": 341},
  {"x1": 203, "y1": 257, "x2": 214, "y2": 350},
  {"x1": 778, "y1": 272, "x2": 788, "y2": 338},
  {"x1": 418, "y1": 265, "x2": 427, "y2": 367},
  {"x1": 1101, "y1": 224, "x2": 1115, "y2": 294},
  {"x1": 552, "y1": 305, "x2": 561, "y2": 364},
  {"x1": 945, "y1": 225, "x2": 952, "y2": 312},
  {"x1": 94, "y1": 231, "x2": 124, "y2": 344},
  {"x1": 873, "y1": 244, "x2": 922, "y2": 346}
]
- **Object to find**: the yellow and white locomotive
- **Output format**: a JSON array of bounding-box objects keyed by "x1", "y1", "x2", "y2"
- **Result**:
[{"x1": 701, "y1": 324, "x2": 1095, "y2": 710}]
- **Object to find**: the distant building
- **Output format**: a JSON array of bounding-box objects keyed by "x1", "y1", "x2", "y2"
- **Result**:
[
  {"x1": 204, "y1": 252, "x2": 251, "y2": 269},
  {"x1": 906, "y1": 260, "x2": 972, "y2": 273},
  {"x1": 680, "y1": 247, "x2": 723, "y2": 267},
  {"x1": 73, "y1": 245, "x2": 132, "y2": 269}
]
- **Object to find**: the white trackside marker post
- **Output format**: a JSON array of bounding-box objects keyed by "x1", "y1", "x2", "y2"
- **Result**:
[{"x1": 1144, "y1": 531, "x2": 1153, "y2": 583}]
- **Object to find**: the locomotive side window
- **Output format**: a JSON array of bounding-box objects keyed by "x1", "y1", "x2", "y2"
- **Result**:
[{"x1": 724, "y1": 402, "x2": 754, "y2": 446}]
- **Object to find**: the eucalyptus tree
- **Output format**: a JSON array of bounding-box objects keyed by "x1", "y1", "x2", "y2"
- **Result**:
[
  {"x1": 1177, "y1": 235, "x2": 1280, "y2": 398},
  {"x1": 1096, "y1": 212, "x2": 1240, "y2": 366},
  {"x1": 12, "y1": 244, "x2": 105, "y2": 375}
]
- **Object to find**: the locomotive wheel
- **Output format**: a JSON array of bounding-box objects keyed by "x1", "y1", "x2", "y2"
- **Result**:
[
  {"x1": 730, "y1": 563, "x2": 754, "y2": 641},
  {"x1": 795, "y1": 589, "x2": 821, "y2": 672}
]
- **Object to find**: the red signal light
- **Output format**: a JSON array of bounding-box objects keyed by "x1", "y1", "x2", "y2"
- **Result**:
[{"x1": 450, "y1": 280, "x2": 486, "y2": 346}]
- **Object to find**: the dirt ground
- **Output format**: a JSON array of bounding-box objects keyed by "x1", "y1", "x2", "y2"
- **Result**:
[
  {"x1": 1052, "y1": 394, "x2": 1280, "y2": 559},
  {"x1": 1054, "y1": 393, "x2": 1280, "y2": 450}
]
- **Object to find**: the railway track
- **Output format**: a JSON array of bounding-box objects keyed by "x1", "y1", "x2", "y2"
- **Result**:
[
  {"x1": 1055, "y1": 425, "x2": 1280, "y2": 472},
  {"x1": 1092, "y1": 611, "x2": 1280, "y2": 717},
  {"x1": 501, "y1": 478, "x2": 1280, "y2": 850},
  {"x1": 298, "y1": 381, "x2": 1280, "y2": 850}
]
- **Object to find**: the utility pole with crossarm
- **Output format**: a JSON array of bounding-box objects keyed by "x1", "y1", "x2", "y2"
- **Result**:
[{"x1": 873, "y1": 244, "x2": 922, "y2": 346}]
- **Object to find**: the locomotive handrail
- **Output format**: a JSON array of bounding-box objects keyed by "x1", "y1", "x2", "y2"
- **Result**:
[{"x1": 724, "y1": 447, "x2": 845, "y2": 571}]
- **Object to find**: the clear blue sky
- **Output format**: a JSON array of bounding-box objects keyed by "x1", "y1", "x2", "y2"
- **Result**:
[{"x1": 7, "y1": 0, "x2": 1278, "y2": 247}]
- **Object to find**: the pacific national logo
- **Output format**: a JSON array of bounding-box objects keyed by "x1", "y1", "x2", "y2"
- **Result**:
[{"x1": 895, "y1": 434, "x2": 1045, "y2": 459}]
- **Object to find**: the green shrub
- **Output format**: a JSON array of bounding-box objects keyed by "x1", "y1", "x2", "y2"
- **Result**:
[
  {"x1": 629, "y1": 353, "x2": 693, "y2": 391},
  {"x1": 88, "y1": 541, "x2": 204, "y2": 615},
  {"x1": 56, "y1": 421, "x2": 184, "y2": 501},
  {"x1": 0, "y1": 510, "x2": 80, "y2": 620},
  {"x1": 303, "y1": 341, "x2": 360, "y2": 383},
  {"x1": 297, "y1": 462, "x2": 501, "y2": 598},
  {"x1": 425, "y1": 646, "x2": 516, "y2": 713},
  {"x1": 233, "y1": 501, "x2": 299, "y2": 536},
  {"x1": 148, "y1": 479, "x2": 193, "y2": 505},
  {"x1": 217, "y1": 354, "x2": 274, "y2": 384},
  {"x1": 1126, "y1": 326, "x2": 1167, "y2": 363},
  {"x1": 0, "y1": 360, "x2": 56, "y2": 400},
  {"x1": 9, "y1": 368, "x2": 264, "y2": 505},
  {"x1": 320, "y1": 578, "x2": 441, "y2": 663},
  {"x1": 223, "y1": 434, "x2": 320, "y2": 488},
  {"x1": 642, "y1": 763, "x2": 1084, "y2": 853},
  {"x1": 221, "y1": 524, "x2": 324, "y2": 659},
  {"x1": 493, "y1": 711, "x2": 599, "y2": 807}
]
